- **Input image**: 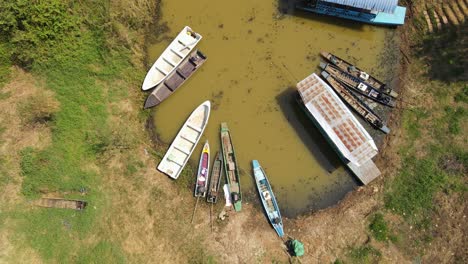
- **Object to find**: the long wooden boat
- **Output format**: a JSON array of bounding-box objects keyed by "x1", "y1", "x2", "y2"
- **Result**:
[
  {"x1": 144, "y1": 50, "x2": 207, "y2": 108},
  {"x1": 220, "y1": 123, "x2": 242, "y2": 211},
  {"x1": 194, "y1": 141, "x2": 210, "y2": 197},
  {"x1": 321, "y1": 71, "x2": 390, "y2": 134},
  {"x1": 35, "y1": 198, "x2": 87, "y2": 210},
  {"x1": 142, "y1": 26, "x2": 202, "y2": 91},
  {"x1": 320, "y1": 51, "x2": 398, "y2": 98},
  {"x1": 157, "y1": 101, "x2": 211, "y2": 179},
  {"x1": 252, "y1": 160, "x2": 284, "y2": 237},
  {"x1": 206, "y1": 151, "x2": 223, "y2": 203},
  {"x1": 320, "y1": 62, "x2": 396, "y2": 107}
]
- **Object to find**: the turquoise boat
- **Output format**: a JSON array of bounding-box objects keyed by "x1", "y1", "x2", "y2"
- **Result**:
[
  {"x1": 252, "y1": 160, "x2": 284, "y2": 237},
  {"x1": 220, "y1": 123, "x2": 242, "y2": 211}
]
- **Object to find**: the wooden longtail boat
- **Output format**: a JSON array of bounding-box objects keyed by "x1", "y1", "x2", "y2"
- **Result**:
[
  {"x1": 321, "y1": 51, "x2": 398, "y2": 98},
  {"x1": 142, "y1": 26, "x2": 202, "y2": 91},
  {"x1": 320, "y1": 62, "x2": 396, "y2": 107},
  {"x1": 220, "y1": 123, "x2": 242, "y2": 211},
  {"x1": 194, "y1": 141, "x2": 210, "y2": 197},
  {"x1": 321, "y1": 71, "x2": 390, "y2": 134},
  {"x1": 35, "y1": 198, "x2": 87, "y2": 210},
  {"x1": 252, "y1": 160, "x2": 284, "y2": 237},
  {"x1": 157, "y1": 101, "x2": 210, "y2": 179},
  {"x1": 144, "y1": 50, "x2": 207, "y2": 108},
  {"x1": 207, "y1": 152, "x2": 223, "y2": 203}
]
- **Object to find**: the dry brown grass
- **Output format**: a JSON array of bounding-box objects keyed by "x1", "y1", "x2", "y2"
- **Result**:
[{"x1": 0, "y1": 67, "x2": 55, "y2": 263}]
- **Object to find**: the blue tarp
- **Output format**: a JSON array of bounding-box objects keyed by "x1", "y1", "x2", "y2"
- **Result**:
[{"x1": 319, "y1": 0, "x2": 399, "y2": 13}]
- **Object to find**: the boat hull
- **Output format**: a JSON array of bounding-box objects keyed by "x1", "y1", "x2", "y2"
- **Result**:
[
  {"x1": 320, "y1": 51, "x2": 398, "y2": 98},
  {"x1": 157, "y1": 101, "x2": 211, "y2": 179},
  {"x1": 144, "y1": 50, "x2": 207, "y2": 108},
  {"x1": 220, "y1": 123, "x2": 242, "y2": 211},
  {"x1": 207, "y1": 152, "x2": 223, "y2": 203},
  {"x1": 320, "y1": 62, "x2": 396, "y2": 107},
  {"x1": 321, "y1": 71, "x2": 390, "y2": 134},
  {"x1": 194, "y1": 141, "x2": 210, "y2": 197},
  {"x1": 142, "y1": 26, "x2": 202, "y2": 91},
  {"x1": 252, "y1": 160, "x2": 284, "y2": 237}
]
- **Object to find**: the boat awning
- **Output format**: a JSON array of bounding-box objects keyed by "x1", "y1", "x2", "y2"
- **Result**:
[
  {"x1": 319, "y1": 0, "x2": 399, "y2": 13},
  {"x1": 297, "y1": 73, "x2": 378, "y2": 167}
]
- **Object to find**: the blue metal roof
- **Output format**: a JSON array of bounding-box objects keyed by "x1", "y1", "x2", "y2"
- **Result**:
[{"x1": 319, "y1": 0, "x2": 398, "y2": 13}]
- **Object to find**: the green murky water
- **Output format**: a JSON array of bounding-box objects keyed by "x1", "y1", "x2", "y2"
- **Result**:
[{"x1": 149, "y1": 0, "x2": 389, "y2": 216}]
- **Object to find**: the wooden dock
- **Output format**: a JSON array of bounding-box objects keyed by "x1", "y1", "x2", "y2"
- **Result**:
[{"x1": 297, "y1": 73, "x2": 381, "y2": 184}]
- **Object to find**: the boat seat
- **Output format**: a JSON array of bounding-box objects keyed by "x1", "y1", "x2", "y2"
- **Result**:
[
  {"x1": 170, "y1": 48, "x2": 184, "y2": 58},
  {"x1": 154, "y1": 65, "x2": 169, "y2": 76},
  {"x1": 187, "y1": 123, "x2": 202, "y2": 133}
]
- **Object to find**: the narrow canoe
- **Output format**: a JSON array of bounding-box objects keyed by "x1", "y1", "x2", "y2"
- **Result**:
[
  {"x1": 206, "y1": 151, "x2": 223, "y2": 203},
  {"x1": 321, "y1": 71, "x2": 390, "y2": 134},
  {"x1": 144, "y1": 50, "x2": 207, "y2": 108},
  {"x1": 321, "y1": 51, "x2": 398, "y2": 98},
  {"x1": 157, "y1": 101, "x2": 211, "y2": 179},
  {"x1": 252, "y1": 160, "x2": 284, "y2": 237},
  {"x1": 320, "y1": 62, "x2": 396, "y2": 107},
  {"x1": 142, "y1": 26, "x2": 202, "y2": 91},
  {"x1": 220, "y1": 123, "x2": 242, "y2": 211},
  {"x1": 194, "y1": 141, "x2": 210, "y2": 197},
  {"x1": 35, "y1": 198, "x2": 87, "y2": 210}
]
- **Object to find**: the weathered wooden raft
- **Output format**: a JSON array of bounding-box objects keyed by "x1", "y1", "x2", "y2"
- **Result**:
[
  {"x1": 321, "y1": 51, "x2": 398, "y2": 98},
  {"x1": 320, "y1": 62, "x2": 396, "y2": 107},
  {"x1": 35, "y1": 198, "x2": 87, "y2": 210},
  {"x1": 321, "y1": 71, "x2": 390, "y2": 134}
]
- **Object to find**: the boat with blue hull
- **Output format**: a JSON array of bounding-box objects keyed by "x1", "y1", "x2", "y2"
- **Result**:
[
  {"x1": 252, "y1": 160, "x2": 284, "y2": 237},
  {"x1": 296, "y1": 0, "x2": 406, "y2": 26}
]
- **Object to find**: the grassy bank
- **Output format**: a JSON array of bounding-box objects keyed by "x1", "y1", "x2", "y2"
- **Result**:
[{"x1": 0, "y1": 0, "x2": 155, "y2": 262}]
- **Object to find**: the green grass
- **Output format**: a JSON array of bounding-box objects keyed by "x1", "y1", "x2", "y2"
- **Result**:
[
  {"x1": 368, "y1": 213, "x2": 397, "y2": 243},
  {"x1": 0, "y1": 1, "x2": 144, "y2": 262},
  {"x1": 348, "y1": 245, "x2": 381, "y2": 264}
]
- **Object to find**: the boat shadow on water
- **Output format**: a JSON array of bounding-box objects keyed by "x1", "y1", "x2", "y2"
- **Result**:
[{"x1": 275, "y1": 87, "x2": 343, "y2": 173}]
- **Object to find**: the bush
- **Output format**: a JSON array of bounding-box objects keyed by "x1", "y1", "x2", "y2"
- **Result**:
[
  {"x1": 18, "y1": 90, "x2": 60, "y2": 126},
  {"x1": 0, "y1": 0, "x2": 81, "y2": 68}
]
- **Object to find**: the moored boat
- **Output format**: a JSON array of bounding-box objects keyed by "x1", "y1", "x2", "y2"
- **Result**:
[
  {"x1": 321, "y1": 51, "x2": 398, "y2": 98},
  {"x1": 144, "y1": 50, "x2": 207, "y2": 108},
  {"x1": 220, "y1": 123, "x2": 242, "y2": 211},
  {"x1": 321, "y1": 71, "x2": 390, "y2": 134},
  {"x1": 296, "y1": 73, "x2": 381, "y2": 185},
  {"x1": 157, "y1": 101, "x2": 211, "y2": 179},
  {"x1": 194, "y1": 141, "x2": 210, "y2": 197},
  {"x1": 252, "y1": 160, "x2": 284, "y2": 237},
  {"x1": 142, "y1": 26, "x2": 202, "y2": 91},
  {"x1": 207, "y1": 152, "x2": 223, "y2": 203},
  {"x1": 320, "y1": 62, "x2": 396, "y2": 107}
]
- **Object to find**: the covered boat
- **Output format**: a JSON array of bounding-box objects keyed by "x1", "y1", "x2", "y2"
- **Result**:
[
  {"x1": 220, "y1": 123, "x2": 242, "y2": 211},
  {"x1": 321, "y1": 51, "x2": 398, "y2": 98},
  {"x1": 296, "y1": 73, "x2": 381, "y2": 184},
  {"x1": 35, "y1": 198, "x2": 87, "y2": 210},
  {"x1": 296, "y1": 0, "x2": 406, "y2": 26},
  {"x1": 320, "y1": 62, "x2": 396, "y2": 107},
  {"x1": 144, "y1": 50, "x2": 207, "y2": 108},
  {"x1": 142, "y1": 26, "x2": 202, "y2": 91},
  {"x1": 157, "y1": 101, "x2": 210, "y2": 179},
  {"x1": 252, "y1": 160, "x2": 284, "y2": 237}
]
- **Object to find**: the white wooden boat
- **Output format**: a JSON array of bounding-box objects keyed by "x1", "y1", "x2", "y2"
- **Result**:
[
  {"x1": 142, "y1": 26, "x2": 202, "y2": 91},
  {"x1": 157, "y1": 101, "x2": 211, "y2": 179}
]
